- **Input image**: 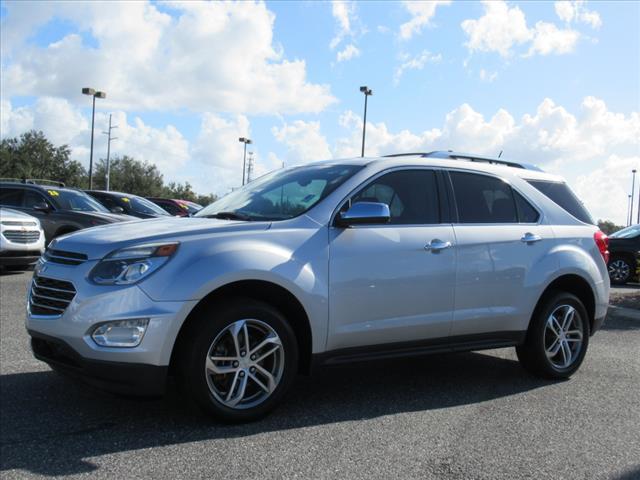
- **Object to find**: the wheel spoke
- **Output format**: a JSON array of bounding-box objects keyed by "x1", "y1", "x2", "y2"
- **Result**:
[
  {"x1": 255, "y1": 364, "x2": 276, "y2": 392},
  {"x1": 546, "y1": 337, "x2": 562, "y2": 358},
  {"x1": 250, "y1": 332, "x2": 281, "y2": 355},
  {"x1": 226, "y1": 371, "x2": 240, "y2": 402},
  {"x1": 229, "y1": 320, "x2": 245, "y2": 356},
  {"x1": 242, "y1": 321, "x2": 251, "y2": 353},
  {"x1": 206, "y1": 356, "x2": 237, "y2": 375},
  {"x1": 565, "y1": 329, "x2": 583, "y2": 340},
  {"x1": 561, "y1": 341, "x2": 572, "y2": 368},
  {"x1": 561, "y1": 306, "x2": 575, "y2": 332},
  {"x1": 228, "y1": 374, "x2": 248, "y2": 407},
  {"x1": 256, "y1": 345, "x2": 281, "y2": 363},
  {"x1": 249, "y1": 373, "x2": 270, "y2": 393}
]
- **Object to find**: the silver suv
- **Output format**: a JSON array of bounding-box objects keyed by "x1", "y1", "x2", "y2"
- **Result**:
[{"x1": 26, "y1": 152, "x2": 610, "y2": 422}]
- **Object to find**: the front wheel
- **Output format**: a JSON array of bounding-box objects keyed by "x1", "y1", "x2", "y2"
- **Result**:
[
  {"x1": 516, "y1": 291, "x2": 590, "y2": 379},
  {"x1": 180, "y1": 299, "x2": 298, "y2": 422}
]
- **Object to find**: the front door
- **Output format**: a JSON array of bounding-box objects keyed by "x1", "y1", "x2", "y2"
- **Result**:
[{"x1": 328, "y1": 169, "x2": 456, "y2": 351}]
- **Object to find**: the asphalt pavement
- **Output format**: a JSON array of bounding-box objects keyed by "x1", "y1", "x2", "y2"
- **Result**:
[{"x1": 1, "y1": 270, "x2": 639, "y2": 479}]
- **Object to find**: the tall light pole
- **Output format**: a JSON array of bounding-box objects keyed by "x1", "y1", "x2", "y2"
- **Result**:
[
  {"x1": 628, "y1": 195, "x2": 633, "y2": 226},
  {"x1": 246, "y1": 152, "x2": 254, "y2": 183},
  {"x1": 239, "y1": 137, "x2": 252, "y2": 186},
  {"x1": 102, "y1": 114, "x2": 118, "y2": 191},
  {"x1": 359, "y1": 86, "x2": 372, "y2": 157},
  {"x1": 631, "y1": 169, "x2": 637, "y2": 225},
  {"x1": 82, "y1": 87, "x2": 106, "y2": 190}
]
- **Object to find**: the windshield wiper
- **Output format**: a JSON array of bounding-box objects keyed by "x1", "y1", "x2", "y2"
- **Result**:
[{"x1": 201, "y1": 211, "x2": 252, "y2": 221}]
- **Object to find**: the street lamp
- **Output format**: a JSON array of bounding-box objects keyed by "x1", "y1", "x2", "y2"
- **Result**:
[
  {"x1": 359, "y1": 86, "x2": 372, "y2": 157},
  {"x1": 239, "y1": 137, "x2": 252, "y2": 186},
  {"x1": 82, "y1": 87, "x2": 106, "y2": 190},
  {"x1": 628, "y1": 195, "x2": 633, "y2": 227}
]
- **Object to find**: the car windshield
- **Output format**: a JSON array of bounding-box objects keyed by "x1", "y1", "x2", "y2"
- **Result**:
[
  {"x1": 46, "y1": 189, "x2": 110, "y2": 212},
  {"x1": 181, "y1": 202, "x2": 202, "y2": 215},
  {"x1": 120, "y1": 195, "x2": 170, "y2": 216},
  {"x1": 196, "y1": 164, "x2": 362, "y2": 221},
  {"x1": 610, "y1": 224, "x2": 640, "y2": 239}
]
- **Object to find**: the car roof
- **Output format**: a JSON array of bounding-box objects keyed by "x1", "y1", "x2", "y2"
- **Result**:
[
  {"x1": 88, "y1": 190, "x2": 143, "y2": 198},
  {"x1": 0, "y1": 182, "x2": 84, "y2": 193},
  {"x1": 303, "y1": 151, "x2": 563, "y2": 183}
]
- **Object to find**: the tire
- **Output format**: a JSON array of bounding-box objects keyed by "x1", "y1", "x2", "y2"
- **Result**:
[
  {"x1": 608, "y1": 256, "x2": 633, "y2": 285},
  {"x1": 180, "y1": 298, "x2": 298, "y2": 422},
  {"x1": 516, "y1": 291, "x2": 590, "y2": 379}
]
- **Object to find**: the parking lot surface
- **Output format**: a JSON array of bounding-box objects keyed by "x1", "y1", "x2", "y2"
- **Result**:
[{"x1": 1, "y1": 270, "x2": 639, "y2": 479}]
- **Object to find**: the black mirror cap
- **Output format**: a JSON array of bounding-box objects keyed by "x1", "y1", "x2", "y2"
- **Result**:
[{"x1": 33, "y1": 202, "x2": 51, "y2": 212}]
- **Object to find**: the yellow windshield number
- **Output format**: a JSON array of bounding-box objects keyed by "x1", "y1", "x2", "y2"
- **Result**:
[{"x1": 47, "y1": 190, "x2": 60, "y2": 197}]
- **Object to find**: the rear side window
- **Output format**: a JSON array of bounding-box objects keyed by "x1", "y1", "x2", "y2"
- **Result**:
[
  {"x1": 526, "y1": 180, "x2": 593, "y2": 224},
  {"x1": 513, "y1": 191, "x2": 540, "y2": 223},
  {"x1": 351, "y1": 170, "x2": 440, "y2": 224},
  {"x1": 450, "y1": 172, "x2": 517, "y2": 223}
]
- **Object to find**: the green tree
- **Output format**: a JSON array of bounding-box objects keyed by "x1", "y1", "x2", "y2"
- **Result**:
[
  {"x1": 597, "y1": 219, "x2": 624, "y2": 235},
  {"x1": 93, "y1": 156, "x2": 165, "y2": 196},
  {"x1": 0, "y1": 130, "x2": 87, "y2": 186},
  {"x1": 163, "y1": 181, "x2": 218, "y2": 206}
]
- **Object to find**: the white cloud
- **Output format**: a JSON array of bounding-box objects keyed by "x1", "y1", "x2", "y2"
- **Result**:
[
  {"x1": 334, "y1": 97, "x2": 640, "y2": 224},
  {"x1": 393, "y1": 50, "x2": 442, "y2": 84},
  {"x1": 271, "y1": 120, "x2": 332, "y2": 164},
  {"x1": 337, "y1": 44, "x2": 361, "y2": 62},
  {"x1": 479, "y1": 69, "x2": 498, "y2": 82},
  {"x1": 555, "y1": 1, "x2": 602, "y2": 29},
  {"x1": 399, "y1": 1, "x2": 452, "y2": 40},
  {"x1": 1, "y1": 1, "x2": 335, "y2": 115},
  {"x1": 528, "y1": 22, "x2": 579, "y2": 56},
  {"x1": 461, "y1": 0, "x2": 584, "y2": 58}
]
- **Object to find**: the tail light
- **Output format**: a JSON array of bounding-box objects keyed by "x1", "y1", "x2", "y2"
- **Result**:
[{"x1": 594, "y1": 230, "x2": 609, "y2": 264}]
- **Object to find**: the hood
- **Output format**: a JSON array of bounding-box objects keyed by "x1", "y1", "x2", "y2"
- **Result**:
[
  {"x1": 0, "y1": 207, "x2": 40, "y2": 223},
  {"x1": 52, "y1": 216, "x2": 271, "y2": 259}
]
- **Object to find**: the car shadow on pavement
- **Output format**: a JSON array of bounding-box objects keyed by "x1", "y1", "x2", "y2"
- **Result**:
[{"x1": 0, "y1": 350, "x2": 555, "y2": 476}]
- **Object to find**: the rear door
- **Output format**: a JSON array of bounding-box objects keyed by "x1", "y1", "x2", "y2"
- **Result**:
[
  {"x1": 446, "y1": 170, "x2": 555, "y2": 337},
  {"x1": 328, "y1": 168, "x2": 456, "y2": 351}
]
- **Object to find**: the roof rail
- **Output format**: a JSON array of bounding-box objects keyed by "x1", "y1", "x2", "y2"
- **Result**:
[
  {"x1": 382, "y1": 151, "x2": 541, "y2": 171},
  {"x1": 0, "y1": 178, "x2": 66, "y2": 187}
]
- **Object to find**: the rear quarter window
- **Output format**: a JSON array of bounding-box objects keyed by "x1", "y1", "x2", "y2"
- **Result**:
[{"x1": 526, "y1": 180, "x2": 593, "y2": 225}]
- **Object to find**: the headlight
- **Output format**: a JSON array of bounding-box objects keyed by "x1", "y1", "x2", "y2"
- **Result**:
[
  {"x1": 89, "y1": 242, "x2": 178, "y2": 285},
  {"x1": 91, "y1": 319, "x2": 149, "y2": 347}
]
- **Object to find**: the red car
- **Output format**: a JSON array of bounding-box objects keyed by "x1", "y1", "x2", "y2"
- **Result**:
[{"x1": 147, "y1": 198, "x2": 203, "y2": 217}]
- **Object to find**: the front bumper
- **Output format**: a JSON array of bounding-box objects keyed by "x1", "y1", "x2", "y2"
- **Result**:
[
  {"x1": 26, "y1": 259, "x2": 198, "y2": 375},
  {"x1": 30, "y1": 331, "x2": 167, "y2": 396}
]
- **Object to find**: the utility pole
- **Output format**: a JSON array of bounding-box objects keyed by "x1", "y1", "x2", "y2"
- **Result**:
[
  {"x1": 82, "y1": 88, "x2": 106, "y2": 189},
  {"x1": 246, "y1": 152, "x2": 254, "y2": 183},
  {"x1": 239, "y1": 137, "x2": 252, "y2": 186},
  {"x1": 359, "y1": 86, "x2": 372, "y2": 157},
  {"x1": 631, "y1": 169, "x2": 637, "y2": 226},
  {"x1": 628, "y1": 195, "x2": 633, "y2": 226},
  {"x1": 102, "y1": 114, "x2": 118, "y2": 191}
]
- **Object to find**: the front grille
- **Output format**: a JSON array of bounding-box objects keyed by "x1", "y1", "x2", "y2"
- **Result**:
[
  {"x1": 29, "y1": 275, "x2": 76, "y2": 316},
  {"x1": 43, "y1": 249, "x2": 88, "y2": 266},
  {"x1": 2, "y1": 230, "x2": 41, "y2": 244},
  {"x1": 1, "y1": 221, "x2": 37, "y2": 227}
]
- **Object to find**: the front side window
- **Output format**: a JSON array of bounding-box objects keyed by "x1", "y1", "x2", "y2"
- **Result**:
[
  {"x1": 196, "y1": 164, "x2": 362, "y2": 221},
  {"x1": 0, "y1": 187, "x2": 23, "y2": 207},
  {"x1": 350, "y1": 169, "x2": 440, "y2": 224},
  {"x1": 450, "y1": 171, "x2": 518, "y2": 224}
]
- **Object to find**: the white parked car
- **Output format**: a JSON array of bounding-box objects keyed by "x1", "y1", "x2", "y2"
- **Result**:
[
  {"x1": 26, "y1": 152, "x2": 610, "y2": 422},
  {"x1": 1, "y1": 207, "x2": 45, "y2": 270}
]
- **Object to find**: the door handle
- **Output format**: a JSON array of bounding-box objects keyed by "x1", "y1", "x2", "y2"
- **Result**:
[
  {"x1": 521, "y1": 232, "x2": 542, "y2": 243},
  {"x1": 425, "y1": 239, "x2": 452, "y2": 252}
]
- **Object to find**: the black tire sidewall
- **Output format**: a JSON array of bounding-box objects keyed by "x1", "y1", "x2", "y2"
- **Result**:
[{"x1": 182, "y1": 298, "x2": 299, "y2": 422}]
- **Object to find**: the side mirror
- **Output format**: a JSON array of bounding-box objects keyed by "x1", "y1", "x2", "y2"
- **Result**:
[
  {"x1": 33, "y1": 202, "x2": 51, "y2": 213},
  {"x1": 110, "y1": 206, "x2": 125, "y2": 214},
  {"x1": 336, "y1": 202, "x2": 391, "y2": 227}
]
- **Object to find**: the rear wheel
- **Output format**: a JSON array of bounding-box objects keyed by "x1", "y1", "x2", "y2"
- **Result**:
[
  {"x1": 608, "y1": 256, "x2": 633, "y2": 285},
  {"x1": 180, "y1": 299, "x2": 298, "y2": 422},
  {"x1": 516, "y1": 291, "x2": 589, "y2": 379}
]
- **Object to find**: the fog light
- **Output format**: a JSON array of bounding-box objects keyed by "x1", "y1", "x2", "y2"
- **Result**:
[{"x1": 91, "y1": 319, "x2": 149, "y2": 347}]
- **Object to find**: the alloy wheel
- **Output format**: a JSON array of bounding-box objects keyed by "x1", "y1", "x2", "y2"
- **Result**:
[
  {"x1": 544, "y1": 304, "x2": 584, "y2": 370},
  {"x1": 205, "y1": 319, "x2": 285, "y2": 409},
  {"x1": 608, "y1": 259, "x2": 630, "y2": 283}
]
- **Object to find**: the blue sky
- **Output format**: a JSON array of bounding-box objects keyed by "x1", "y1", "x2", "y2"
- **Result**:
[{"x1": 1, "y1": 1, "x2": 639, "y2": 223}]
